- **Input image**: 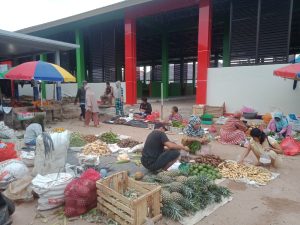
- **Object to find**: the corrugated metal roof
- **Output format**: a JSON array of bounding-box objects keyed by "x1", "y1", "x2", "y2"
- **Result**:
[
  {"x1": 19, "y1": 0, "x2": 153, "y2": 34},
  {"x1": 0, "y1": 29, "x2": 79, "y2": 60}
]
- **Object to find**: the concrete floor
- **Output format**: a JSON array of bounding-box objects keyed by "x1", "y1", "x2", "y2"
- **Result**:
[{"x1": 10, "y1": 101, "x2": 300, "y2": 225}]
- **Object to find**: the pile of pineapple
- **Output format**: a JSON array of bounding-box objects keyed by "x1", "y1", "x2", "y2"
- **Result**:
[{"x1": 143, "y1": 170, "x2": 231, "y2": 221}]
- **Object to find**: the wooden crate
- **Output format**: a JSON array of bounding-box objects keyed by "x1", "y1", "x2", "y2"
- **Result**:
[
  {"x1": 204, "y1": 103, "x2": 225, "y2": 118},
  {"x1": 97, "y1": 171, "x2": 162, "y2": 225},
  {"x1": 192, "y1": 105, "x2": 205, "y2": 116}
]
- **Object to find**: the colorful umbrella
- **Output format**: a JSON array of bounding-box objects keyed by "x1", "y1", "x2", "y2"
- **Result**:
[
  {"x1": 4, "y1": 61, "x2": 76, "y2": 82},
  {"x1": 273, "y1": 63, "x2": 300, "y2": 80}
]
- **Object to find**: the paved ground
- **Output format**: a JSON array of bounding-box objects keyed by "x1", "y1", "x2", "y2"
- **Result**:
[{"x1": 10, "y1": 100, "x2": 300, "y2": 225}]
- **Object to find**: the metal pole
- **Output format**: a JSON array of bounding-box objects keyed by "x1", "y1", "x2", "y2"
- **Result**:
[
  {"x1": 161, "y1": 83, "x2": 163, "y2": 121},
  {"x1": 55, "y1": 51, "x2": 61, "y2": 100}
]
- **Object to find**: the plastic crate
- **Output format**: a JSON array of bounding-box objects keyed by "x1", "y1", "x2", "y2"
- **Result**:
[
  {"x1": 16, "y1": 112, "x2": 34, "y2": 120},
  {"x1": 97, "y1": 171, "x2": 162, "y2": 225}
]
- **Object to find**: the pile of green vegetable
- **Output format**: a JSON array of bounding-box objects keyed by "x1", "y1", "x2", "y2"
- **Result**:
[
  {"x1": 142, "y1": 170, "x2": 231, "y2": 221},
  {"x1": 99, "y1": 131, "x2": 119, "y2": 144},
  {"x1": 70, "y1": 132, "x2": 87, "y2": 147},
  {"x1": 172, "y1": 120, "x2": 185, "y2": 128},
  {"x1": 188, "y1": 163, "x2": 222, "y2": 180},
  {"x1": 188, "y1": 141, "x2": 202, "y2": 154}
]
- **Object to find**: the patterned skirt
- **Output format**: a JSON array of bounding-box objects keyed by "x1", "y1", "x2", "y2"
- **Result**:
[{"x1": 220, "y1": 129, "x2": 246, "y2": 145}]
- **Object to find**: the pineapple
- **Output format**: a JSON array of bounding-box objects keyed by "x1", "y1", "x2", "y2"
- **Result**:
[
  {"x1": 176, "y1": 176, "x2": 188, "y2": 183},
  {"x1": 170, "y1": 192, "x2": 184, "y2": 203},
  {"x1": 169, "y1": 182, "x2": 184, "y2": 193},
  {"x1": 142, "y1": 175, "x2": 155, "y2": 183},
  {"x1": 164, "y1": 170, "x2": 181, "y2": 177},
  {"x1": 156, "y1": 175, "x2": 173, "y2": 184},
  {"x1": 161, "y1": 190, "x2": 172, "y2": 204},
  {"x1": 162, "y1": 202, "x2": 184, "y2": 221},
  {"x1": 181, "y1": 186, "x2": 194, "y2": 199}
]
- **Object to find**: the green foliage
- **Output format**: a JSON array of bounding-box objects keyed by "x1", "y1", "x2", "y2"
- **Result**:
[
  {"x1": 188, "y1": 141, "x2": 202, "y2": 154},
  {"x1": 172, "y1": 120, "x2": 185, "y2": 128},
  {"x1": 99, "y1": 131, "x2": 119, "y2": 144}
]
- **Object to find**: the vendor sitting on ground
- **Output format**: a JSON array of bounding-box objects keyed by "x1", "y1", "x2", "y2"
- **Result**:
[
  {"x1": 24, "y1": 121, "x2": 44, "y2": 146},
  {"x1": 135, "y1": 97, "x2": 152, "y2": 118},
  {"x1": 100, "y1": 82, "x2": 114, "y2": 105},
  {"x1": 267, "y1": 112, "x2": 292, "y2": 137},
  {"x1": 220, "y1": 112, "x2": 248, "y2": 146},
  {"x1": 141, "y1": 123, "x2": 189, "y2": 172},
  {"x1": 239, "y1": 128, "x2": 283, "y2": 167},
  {"x1": 183, "y1": 115, "x2": 204, "y2": 137},
  {"x1": 168, "y1": 106, "x2": 183, "y2": 122}
]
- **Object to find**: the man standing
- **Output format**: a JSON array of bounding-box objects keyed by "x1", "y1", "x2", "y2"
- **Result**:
[
  {"x1": 141, "y1": 123, "x2": 189, "y2": 172},
  {"x1": 84, "y1": 84, "x2": 100, "y2": 127},
  {"x1": 74, "y1": 80, "x2": 87, "y2": 120}
]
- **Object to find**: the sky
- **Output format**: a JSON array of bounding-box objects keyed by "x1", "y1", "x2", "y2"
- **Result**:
[{"x1": 0, "y1": 0, "x2": 124, "y2": 31}]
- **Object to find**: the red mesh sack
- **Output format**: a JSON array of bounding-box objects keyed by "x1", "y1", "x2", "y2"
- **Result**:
[
  {"x1": 80, "y1": 168, "x2": 101, "y2": 181},
  {"x1": 64, "y1": 169, "x2": 100, "y2": 217},
  {"x1": 0, "y1": 143, "x2": 17, "y2": 162}
]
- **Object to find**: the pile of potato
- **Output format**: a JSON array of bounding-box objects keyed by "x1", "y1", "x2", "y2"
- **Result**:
[
  {"x1": 82, "y1": 140, "x2": 111, "y2": 156},
  {"x1": 218, "y1": 161, "x2": 272, "y2": 185},
  {"x1": 83, "y1": 135, "x2": 98, "y2": 143},
  {"x1": 194, "y1": 154, "x2": 224, "y2": 167}
]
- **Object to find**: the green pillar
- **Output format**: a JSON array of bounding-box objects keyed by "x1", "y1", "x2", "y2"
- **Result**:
[
  {"x1": 39, "y1": 54, "x2": 47, "y2": 99},
  {"x1": 75, "y1": 29, "x2": 86, "y2": 86},
  {"x1": 223, "y1": 12, "x2": 230, "y2": 67},
  {"x1": 161, "y1": 32, "x2": 169, "y2": 98}
]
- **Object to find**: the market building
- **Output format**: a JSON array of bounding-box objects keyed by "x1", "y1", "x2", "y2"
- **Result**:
[{"x1": 2, "y1": 0, "x2": 300, "y2": 113}]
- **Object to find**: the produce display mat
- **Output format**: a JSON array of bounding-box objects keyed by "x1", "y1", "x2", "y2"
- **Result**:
[
  {"x1": 180, "y1": 197, "x2": 233, "y2": 225},
  {"x1": 227, "y1": 172, "x2": 279, "y2": 187},
  {"x1": 221, "y1": 160, "x2": 280, "y2": 187}
]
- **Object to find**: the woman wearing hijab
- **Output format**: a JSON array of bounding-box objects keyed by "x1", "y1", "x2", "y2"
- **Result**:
[
  {"x1": 85, "y1": 84, "x2": 99, "y2": 127},
  {"x1": 183, "y1": 115, "x2": 204, "y2": 137},
  {"x1": 267, "y1": 112, "x2": 292, "y2": 137},
  {"x1": 220, "y1": 112, "x2": 248, "y2": 145},
  {"x1": 115, "y1": 81, "x2": 124, "y2": 116}
]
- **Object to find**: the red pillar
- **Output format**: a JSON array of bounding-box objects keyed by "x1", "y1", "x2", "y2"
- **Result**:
[
  {"x1": 124, "y1": 17, "x2": 137, "y2": 105},
  {"x1": 196, "y1": 0, "x2": 212, "y2": 104}
]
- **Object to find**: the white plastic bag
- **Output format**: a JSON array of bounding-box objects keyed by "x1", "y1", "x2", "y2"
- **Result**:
[
  {"x1": 20, "y1": 151, "x2": 35, "y2": 167},
  {"x1": 31, "y1": 173, "x2": 73, "y2": 210},
  {"x1": 0, "y1": 121, "x2": 15, "y2": 139},
  {"x1": 0, "y1": 159, "x2": 29, "y2": 179},
  {"x1": 32, "y1": 131, "x2": 70, "y2": 176}
]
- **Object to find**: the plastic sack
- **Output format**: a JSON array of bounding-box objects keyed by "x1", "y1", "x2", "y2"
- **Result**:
[
  {"x1": 32, "y1": 172, "x2": 73, "y2": 210},
  {"x1": 64, "y1": 169, "x2": 100, "y2": 217},
  {"x1": 0, "y1": 143, "x2": 17, "y2": 162},
  {"x1": 259, "y1": 153, "x2": 271, "y2": 165},
  {"x1": 280, "y1": 137, "x2": 300, "y2": 156},
  {"x1": 0, "y1": 159, "x2": 29, "y2": 180},
  {"x1": 3, "y1": 175, "x2": 33, "y2": 202},
  {"x1": 20, "y1": 151, "x2": 35, "y2": 167},
  {"x1": 32, "y1": 131, "x2": 70, "y2": 176},
  {"x1": 0, "y1": 121, "x2": 15, "y2": 139}
]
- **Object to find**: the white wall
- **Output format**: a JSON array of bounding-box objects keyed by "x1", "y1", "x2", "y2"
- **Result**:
[
  {"x1": 18, "y1": 82, "x2": 127, "y2": 101},
  {"x1": 207, "y1": 64, "x2": 300, "y2": 114}
]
